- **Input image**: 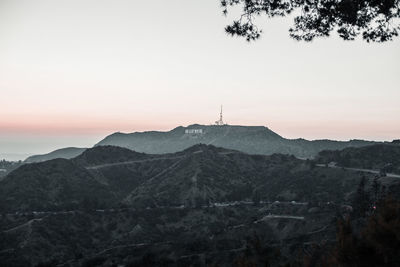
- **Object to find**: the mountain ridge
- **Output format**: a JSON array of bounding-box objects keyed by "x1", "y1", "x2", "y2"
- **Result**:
[
  {"x1": 95, "y1": 124, "x2": 378, "y2": 158},
  {"x1": 21, "y1": 125, "x2": 382, "y2": 163}
]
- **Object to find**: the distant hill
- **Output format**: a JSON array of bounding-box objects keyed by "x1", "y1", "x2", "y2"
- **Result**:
[
  {"x1": 0, "y1": 160, "x2": 23, "y2": 180},
  {"x1": 95, "y1": 124, "x2": 377, "y2": 158},
  {"x1": 24, "y1": 147, "x2": 87, "y2": 163},
  {"x1": 0, "y1": 153, "x2": 32, "y2": 161},
  {"x1": 316, "y1": 143, "x2": 400, "y2": 174}
]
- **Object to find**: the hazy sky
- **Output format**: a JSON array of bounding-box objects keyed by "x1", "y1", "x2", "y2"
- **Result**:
[{"x1": 1, "y1": 0, "x2": 399, "y2": 158}]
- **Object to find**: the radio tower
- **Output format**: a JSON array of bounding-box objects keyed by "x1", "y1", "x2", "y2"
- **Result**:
[{"x1": 215, "y1": 105, "x2": 225, "y2": 126}]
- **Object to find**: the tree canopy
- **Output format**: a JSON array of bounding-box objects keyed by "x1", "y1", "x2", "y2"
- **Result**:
[{"x1": 221, "y1": 0, "x2": 400, "y2": 42}]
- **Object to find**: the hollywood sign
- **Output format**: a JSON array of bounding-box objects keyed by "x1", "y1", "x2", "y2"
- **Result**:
[{"x1": 185, "y1": 129, "x2": 203, "y2": 134}]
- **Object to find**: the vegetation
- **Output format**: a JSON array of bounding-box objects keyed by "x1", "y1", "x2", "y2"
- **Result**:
[
  {"x1": 301, "y1": 173, "x2": 400, "y2": 267},
  {"x1": 1, "y1": 144, "x2": 399, "y2": 266},
  {"x1": 303, "y1": 196, "x2": 400, "y2": 267},
  {"x1": 317, "y1": 143, "x2": 400, "y2": 174},
  {"x1": 1, "y1": 144, "x2": 370, "y2": 212},
  {"x1": 0, "y1": 159, "x2": 116, "y2": 212},
  {"x1": 0, "y1": 160, "x2": 22, "y2": 179},
  {"x1": 221, "y1": 0, "x2": 400, "y2": 42},
  {"x1": 73, "y1": 145, "x2": 149, "y2": 166}
]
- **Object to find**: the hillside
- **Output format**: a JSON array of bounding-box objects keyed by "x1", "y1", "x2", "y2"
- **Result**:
[
  {"x1": 0, "y1": 159, "x2": 116, "y2": 212},
  {"x1": 95, "y1": 124, "x2": 377, "y2": 158},
  {"x1": 24, "y1": 147, "x2": 87, "y2": 163},
  {"x1": 123, "y1": 144, "x2": 362, "y2": 208},
  {"x1": 1, "y1": 144, "x2": 399, "y2": 266},
  {"x1": 0, "y1": 144, "x2": 380, "y2": 212},
  {"x1": 0, "y1": 160, "x2": 23, "y2": 180},
  {"x1": 316, "y1": 143, "x2": 400, "y2": 174},
  {"x1": 72, "y1": 145, "x2": 150, "y2": 166}
]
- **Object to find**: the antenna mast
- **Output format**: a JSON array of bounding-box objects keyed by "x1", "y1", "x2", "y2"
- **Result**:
[{"x1": 215, "y1": 105, "x2": 225, "y2": 126}]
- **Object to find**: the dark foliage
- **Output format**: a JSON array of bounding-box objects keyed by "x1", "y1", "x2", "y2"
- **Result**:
[
  {"x1": 317, "y1": 144, "x2": 400, "y2": 174},
  {"x1": 303, "y1": 196, "x2": 400, "y2": 266},
  {"x1": 233, "y1": 234, "x2": 283, "y2": 266},
  {"x1": 1, "y1": 145, "x2": 400, "y2": 266},
  {"x1": 0, "y1": 160, "x2": 22, "y2": 178},
  {"x1": 221, "y1": 0, "x2": 400, "y2": 42},
  {"x1": 330, "y1": 197, "x2": 400, "y2": 266}
]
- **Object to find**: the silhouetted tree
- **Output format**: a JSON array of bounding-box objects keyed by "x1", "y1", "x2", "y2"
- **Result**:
[
  {"x1": 303, "y1": 196, "x2": 400, "y2": 266},
  {"x1": 325, "y1": 196, "x2": 400, "y2": 266},
  {"x1": 234, "y1": 233, "x2": 282, "y2": 267},
  {"x1": 221, "y1": 0, "x2": 400, "y2": 42}
]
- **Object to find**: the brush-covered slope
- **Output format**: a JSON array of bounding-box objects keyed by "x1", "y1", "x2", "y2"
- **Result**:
[
  {"x1": 317, "y1": 143, "x2": 400, "y2": 173},
  {"x1": 75, "y1": 146, "x2": 181, "y2": 197},
  {"x1": 122, "y1": 144, "x2": 365, "y2": 208},
  {"x1": 0, "y1": 159, "x2": 116, "y2": 212},
  {"x1": 72, "y1": 145, "x2": 150, "y2": 166},
  {"x1": 0, "y1": 144, "x2": 371, "y2": 213},
  {"x1": 0, "y1": 146, "x2": 157, "y2": 212},
  {"x1": 95, "y1": 124, "x2": 376, "y2": 158},
  {"x1": 1, "y1": 145, "x2": 400, "y2": 267},
  {"x1": 24, "y1": 147, "x2": 87, "y2": 163}
]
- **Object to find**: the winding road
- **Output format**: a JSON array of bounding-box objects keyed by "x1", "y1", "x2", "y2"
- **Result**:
[{"x1": 85, "y1": 156, "x2": 184, "y2": 170}]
